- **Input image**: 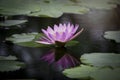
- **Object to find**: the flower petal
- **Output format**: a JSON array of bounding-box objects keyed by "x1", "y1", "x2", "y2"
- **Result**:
[
  {"x1": 40, "y1": 36, "x2": 52, "y2": 43},
  {"x1": 64, "y1": 29, "x2": 73, "y2": 41},
  {"x1": 42, "y1": 29, "x2": 48, "y2": 36},
  {"x1": 42, "y1": 29, "x2": 55, "y2": 43},
  {"x1": 72, "y1": 24, "x2": 79, "y2": 34},
  {"x1": 70, "y1": 28, "x2": 84, "y2": 40},
  {"x1": 54, "y1": 24, "x2": 58, "y2": 32},
  {"x1": 47, "y1": 26, "x2": 54, "y2": 34},
  {"x1": 55, "y1": 32, "x2": 66, "y2": 42},
  {"x1": 35, "y1": 41, "x2": 52, "y2": 44},
  {"x1": 67, "y1": 24, "x2": 74, "y2": 33},
  {"x1": 60, "y1": 32, "x2": 66, "y2": 41},
  {"x1": 48, "y1": 33, "x2": 56, "y2": 43},
  {"x1": 56, "y1": 32, "x2": 61, "y2": 41}
]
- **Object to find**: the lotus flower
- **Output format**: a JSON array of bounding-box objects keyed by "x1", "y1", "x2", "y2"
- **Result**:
[
  {"x1": 40, "y1": 47, "x2": 80, "y2": 71},
  {"x1": 36, "y1": 23, "x2": 83, "y2": 46}
]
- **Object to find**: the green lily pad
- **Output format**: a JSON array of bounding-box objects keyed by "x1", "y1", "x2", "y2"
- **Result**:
[
  {"x1": 104, "y1": 31, "x2": 120, "y2": 43},
  {"x1": 0, "y1": 61, "x2": 25, "y2": 72},
  {"x1": 81, "y1": 53, "x2": 120, "y2": 68},
  {"x1": 0, "y1": 56, "x2": 25, "y2": 72},
  {"x1": 63, "y1": 65, "x2": 98, "y2": 79},
  {"x1": 6, "y1": 32, "x2": 38, "y2": 43},
  {"x1": 65, "y1": 40, "x2": 79, "y2": 47},
  {"x1": 0, "y1": 55, "x2": 17, "y2": 60},
  {"x1": 78, "y1": 0, "x2": 117, "y2": 9},
  {"x1": 63, "y1": 65, "x2": 120, "y2": 80},
  {"x1": 0, "y1": 20, "x2": 27, "y2": 26},
  {"x1": 6, "y1": 32, "x2": 47, "y2": 47},
  {"x1": 0, "y1": 0, "x2": 89, "y2": 17},
  {"x1": 110, "y1": 0, "x2": 120, "y2": 5},
  {"x1": 92, "y1": 68, "x2": 120, "y2": 80},
  {"x1": 0, "y1": 0, "x2": 119, "y2": 17}
]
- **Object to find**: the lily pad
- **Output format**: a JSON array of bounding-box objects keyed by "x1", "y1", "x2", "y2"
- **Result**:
[
  {"x1": 63, "y1": 65, "x2": 120, "y2": 80},
  {"x1": 6, "y1": 32, "x2": 38, "y2": 43},
  {"x1": 0, "y1": 0, "x2": 89, "y2": 17},
  {"x1": 6, "y1": 32, "x2": 47, "y2": 47},
  {"x1": 0, "y1": 0, "x2": 119, "y2": 17},
  {"x1": 78, "y1": 0, "x2": 117, "y2": 9},
  {"x1": 104, "y1": 31, "x2": 120, "y2": 43},
  {"x1": 0, "y1": 20, "x2": 27, "y2": 26},
  {"x1": 110, "y1": 0, "x2": 120, "y2": 5},
  {"x1": 0, "y1": 56, "x2": 25, "y2": 72},
  {"x1": 63, "y1": 65, "x2": 98, "y2": 79},
  {"x1": 92, "y1": 68, "x2": 120, "y2": 80},
  {"x1": 81, "y1": 53, "x2": 120, "y2": 68},
  {"x1": 0, "y1": 55, "x2": 17, "y2": 60},
  {"x1": 65, "y1": 40, "x2": 79, "y2": 47}
]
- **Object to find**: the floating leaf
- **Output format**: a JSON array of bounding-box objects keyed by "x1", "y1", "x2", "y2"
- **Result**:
[
  {"x1": 0, "y1": 0, "x2": 41, "y2": 15},
  {"x1": 92, "y1": 68, "x2": 120, "y2": 80},
  {"x1": 63, "y1": 65, "x2": 120, "y2": 80},
  {"x1": 0, "y1": 55, "x2": 17, "y2": 60},
  {"x1": 110, "y1": 0, "x2": 120, "y2": 5},
  {"x1": 104, "y1": 31, "x2": 120, "y2": 43},
  {"x1": 81, "y1": 53, "x2": 120, "y2": 68},
  {"x1": 0, "y1": 20, "x2": 27, "y2": 26},
  {"x1": 16, "y1": 41, "x2": 46, "y2": 47},
  {"x1": 6, "y1": 32, "x2": 47, "y2": 47},
  {"x1": 65, "y1": 40, "x2": 79, "y2": 47},
  {"x1": 63, "y1": 65, "x2": 98, "y2": 79},
  {"x1": 0, "y1": 56, "x2": 25, "y2": 72},
  {"x1": 0, "y1": 61, "x2": 25, "y2": 72},
  {"x1": 0, "y1": 0, "x2": 89, "y2": 17},
  {"x1": 0, "y1": 9, "x2": 30, "y2": 16},
  {"x1": 6, "y1": 32, "x2": 38, "y2": 43},
  {"x1": 78, "y1": 0, "x2": 117, "y2": 9},
  {"x1": 0, "y1": 0, "x2": 119, "y2": 18}
]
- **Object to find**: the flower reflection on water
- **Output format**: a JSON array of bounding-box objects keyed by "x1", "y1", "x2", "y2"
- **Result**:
[{"x1": 40, "y1": 47, "x2": 80, "y2": 71}]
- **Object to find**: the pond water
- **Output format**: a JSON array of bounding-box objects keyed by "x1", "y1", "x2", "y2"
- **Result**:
[{"x1": 0, "y1": 8, "x2": 120, "y2": 80}]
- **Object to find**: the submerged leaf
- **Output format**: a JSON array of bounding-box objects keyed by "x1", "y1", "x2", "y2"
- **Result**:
[
  {"x1": 104, "y1": 31, "x2": 120, "y2": 43},
  {"x1": 0, "y1": 61, "x2": 24, "y2": 72},
  {"x1": 0, "y1": 56, "x2": 25, "y2": 72},
  {"x1": 0, "y1": 55, "x2": 17, "y2": 60}
]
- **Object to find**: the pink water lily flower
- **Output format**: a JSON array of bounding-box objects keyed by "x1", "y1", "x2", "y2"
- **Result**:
[{"x1": 36, "y1": 23, "x2": 83, "y2": 46}]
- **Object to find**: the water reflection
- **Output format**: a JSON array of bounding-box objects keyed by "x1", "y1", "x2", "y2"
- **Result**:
[{"x1": 40, "y1": 47, "x2": 80, "y2": 71}]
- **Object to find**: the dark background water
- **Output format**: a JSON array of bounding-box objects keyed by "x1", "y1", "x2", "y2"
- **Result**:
[{"x1": 0, "y1": 7, "x2": 120, "y2": 80}]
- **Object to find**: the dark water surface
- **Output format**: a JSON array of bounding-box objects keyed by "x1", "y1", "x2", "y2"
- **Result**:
[{"x1": 0, "y1": 7, "x2": 120, "y2": 80}]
